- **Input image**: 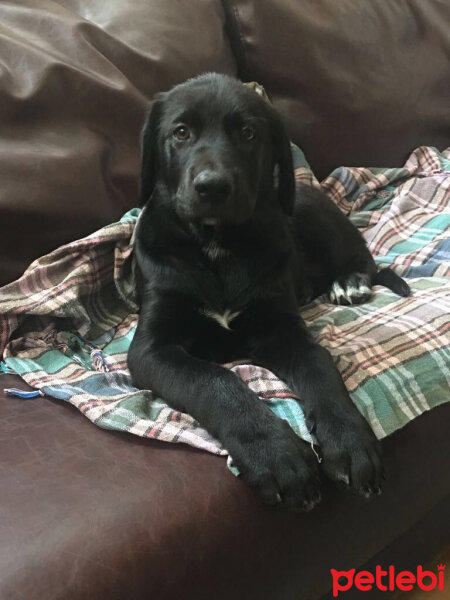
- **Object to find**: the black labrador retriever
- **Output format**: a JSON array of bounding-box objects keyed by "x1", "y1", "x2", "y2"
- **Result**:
[{"x1": 128, "y1": 73, "x2": 409, "y2": 511}]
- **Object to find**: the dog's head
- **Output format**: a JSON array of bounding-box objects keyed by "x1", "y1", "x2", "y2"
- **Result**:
[{"x1": 139, "y1": 73, "x2": 295, "y2": 226}]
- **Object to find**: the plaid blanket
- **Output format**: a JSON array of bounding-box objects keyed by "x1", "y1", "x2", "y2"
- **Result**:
[{"x1": 1, "y1": 146, "x2": 449, "y2": 462}]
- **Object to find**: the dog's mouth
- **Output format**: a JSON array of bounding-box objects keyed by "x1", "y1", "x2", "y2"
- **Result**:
[
  {"x1": 175, "y1": 189, "x2": 228, "y2": 226},
  {"x1": 175, "y1": 183, "x2": 257, "y2": 230},
  {"x1": 187, "y1": 218, "x2": 224, "y2": 247}
]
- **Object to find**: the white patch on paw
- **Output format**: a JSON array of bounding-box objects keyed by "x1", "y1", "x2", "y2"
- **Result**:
[
  {"x1": 358, "y1": 284, "x2": 371, "y2": 296},
  {"x1": 347, "y1": 284, "x2": 371, "y2": 301},
  {"x1": 329, "y1": 281, "x2": 347, "y2": 304},
  {"x1": 329, "y1": 273, "x2": 372, "y2": 305},
  {"x1": 346, "y1": 286, "x2": 360, "y2": 298}
]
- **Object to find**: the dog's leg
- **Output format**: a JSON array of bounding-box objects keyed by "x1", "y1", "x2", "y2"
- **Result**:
[
  {"x1": 293, "y1": 184, "x2": 379, "y2": 305},
  {"x1": 244, "y1": 303, "x2": 383, "y2": 496},
  {"x1": 128, "y1": 291, "x2": 321, "y2": 510}
]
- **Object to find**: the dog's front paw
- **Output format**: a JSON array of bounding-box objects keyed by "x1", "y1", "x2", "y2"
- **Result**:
[
  {"x1": 328, "y1": 272, "x2": 372, "y2": 305},
  {"x1": 318, "y1": 413, "x2": 383, "y2": 497},
  {"x1": 230, "y1": 418, "x2": 322, "y2": 511}
]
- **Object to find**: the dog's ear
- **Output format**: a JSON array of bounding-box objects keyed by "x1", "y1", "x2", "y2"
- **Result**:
[
  {"x1": 139, "y1": 95, "x2": 164, "y2": 206},
  {"x1": 269, "y1": 109, "x2": 296, "y2": 216}
]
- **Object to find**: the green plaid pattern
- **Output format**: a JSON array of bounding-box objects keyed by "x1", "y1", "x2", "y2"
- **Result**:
[{"x1": 1, "y1": 146, "x2": 449, "y2": 463}]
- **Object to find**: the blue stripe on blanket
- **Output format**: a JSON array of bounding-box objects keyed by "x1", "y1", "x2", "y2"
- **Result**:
[{"x1": 404, "y1": 238, "x2": 450, "y2": 277}]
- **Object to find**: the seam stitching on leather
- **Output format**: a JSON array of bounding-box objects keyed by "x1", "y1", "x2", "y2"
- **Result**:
[{"x1": 220, "y1": 0, "x2": 251, "y2": 81}]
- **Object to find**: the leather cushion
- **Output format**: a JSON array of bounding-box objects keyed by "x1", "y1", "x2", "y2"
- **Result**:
[{"x1": 1, "y1": 373, "x2": 449, "y2": 599}]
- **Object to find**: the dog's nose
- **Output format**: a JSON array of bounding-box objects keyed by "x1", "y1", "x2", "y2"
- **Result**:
[{"x1": 194, "y1": 170, "x2": 232, "y2": 202}]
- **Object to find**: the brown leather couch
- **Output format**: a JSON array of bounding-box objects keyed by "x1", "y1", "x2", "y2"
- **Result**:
[{"x1": 1, "y1": 2, "x2": 449, "y2": 598}]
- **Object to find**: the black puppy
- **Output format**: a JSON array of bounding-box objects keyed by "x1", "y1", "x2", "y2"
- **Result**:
[{"x1": 128, "y1": 73, "x2": 409, "y2": 511}]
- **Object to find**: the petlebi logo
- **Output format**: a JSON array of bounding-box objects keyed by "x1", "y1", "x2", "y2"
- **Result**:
[{"x1": 330, "y1": 564, "x2": 445, "y2": 597}]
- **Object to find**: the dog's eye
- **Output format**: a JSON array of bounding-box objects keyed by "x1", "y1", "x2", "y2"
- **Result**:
[
  {"x1": 240, "y1": 126, "x2": 255, "y2": 142},
  {"x1": 173, "y1": 125, "x2": 191, "y2": 141}
]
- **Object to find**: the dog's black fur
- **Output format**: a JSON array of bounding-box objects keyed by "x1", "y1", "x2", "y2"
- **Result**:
[{"x1": 128, "y1": 73, "x2": 410, "y2": 510}]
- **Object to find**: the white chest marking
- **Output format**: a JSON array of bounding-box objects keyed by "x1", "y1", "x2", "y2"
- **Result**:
[
  {"x1": 202, "y1": 308, "x2": 241, "y2": 330},
  {"x1": 203, "y1": 241, "x2": 229, "y2": 261}
]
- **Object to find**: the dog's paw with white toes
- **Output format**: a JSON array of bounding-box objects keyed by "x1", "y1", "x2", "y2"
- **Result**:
[{"x1": 328, "y1": 272, "x2": 372, "y2": 306}]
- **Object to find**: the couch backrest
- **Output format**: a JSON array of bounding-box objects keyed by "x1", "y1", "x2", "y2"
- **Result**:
[
  {"x1": 0, "y1": 0, "x2": 448, "y2": 285},
  {"x1": 226, "y1": 0, "x2": 450, "y2": 179},
  {"x1": 0, "y1": 0, "x2": 236, "y2": 285}
]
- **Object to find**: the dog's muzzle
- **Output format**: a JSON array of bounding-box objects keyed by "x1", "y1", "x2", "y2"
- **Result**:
[{"x1": 193, "y1": 169, "x2": 232, "y2": 205}]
